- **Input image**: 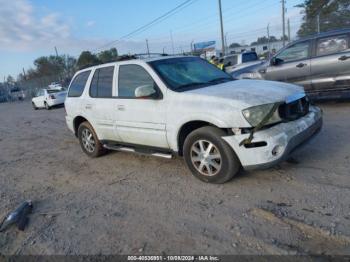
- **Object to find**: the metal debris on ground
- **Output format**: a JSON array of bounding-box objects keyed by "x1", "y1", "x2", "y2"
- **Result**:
[{"x1": 0, "y1": 200, "x2": 33, "y2": 232}]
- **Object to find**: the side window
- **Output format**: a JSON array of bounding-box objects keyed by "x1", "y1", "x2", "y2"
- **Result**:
[
  {"x1": 68, "y1": 71, "x2": 91, "y2": 97},
  {"x1": 89, "y1": 66, "x2": 114, "y2": 98},
  {"x1": 225, "y1": 56, "x2": 237, "y2": 65},
  {"x1": 242, "y1": 52, "x2": 258, "y2": 63},
  {"x1": 276, "y1": 41, "x2": 310, "y2": 63},
  {"x1": 316, "y1": 35, "x2": 349, "y2": 56},
  {"x1": 118, "y1": 65, "x2": 155, "y2": 98}
]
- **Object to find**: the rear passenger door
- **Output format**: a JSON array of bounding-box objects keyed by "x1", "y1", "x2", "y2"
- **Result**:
[
  {"x1": 114, "y1": 63, "x2": 168, "y2": 149},
  {"x1": 311, "y1": 33, "x2": 350, "y2": 92},
  {"x1": 83, "y1": 66, "x2": 122, "y2": 142}
]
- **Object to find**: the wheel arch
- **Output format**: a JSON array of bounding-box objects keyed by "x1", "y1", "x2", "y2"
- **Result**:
[
  {"x1": 177, "y1": 120, "x2": 232, "y2": 156},
  {"x1": 73, "y1": 116, "x2": 89, "y2": 137}
]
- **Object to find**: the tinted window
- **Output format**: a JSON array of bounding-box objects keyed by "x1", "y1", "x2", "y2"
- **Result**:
[
  {"x1": 277, "y1": 41, "x2": 310, "y2": 62},
  {"x1": 118, "y1": 65, "x2": 155, "y2": 98},
  {"x1": 242, "y1": 52, "x2": 258, "y2": 63},
  {"x1": 47, "y1": 89, "x2": 61, "y2": 94},
  {"x1": 89, "y1": 66, "x2": 114, "y2": 98},
  {"x1": 317, "y1": 35, "x2": 349, "y2": 56},
  {"x1": 68, "y1": 71, "x2": 91, "y2": 97},
  {"x1": 224, "y1": 56, "x2": 238, "y2": 65}
]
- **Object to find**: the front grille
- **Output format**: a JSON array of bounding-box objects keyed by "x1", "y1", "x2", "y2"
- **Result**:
[{"x1": 278, "y1": 96, "x2": 310, "y2": 121}]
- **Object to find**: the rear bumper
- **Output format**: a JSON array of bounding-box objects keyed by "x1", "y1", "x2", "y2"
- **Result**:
[
  {"x1": 65, "y1": 116, "x2": 74, "y2": 133},
  {"x1": 47, "y1": 98, "x2": 65, "y2": 107},
  {"x1": 222, "y1": 106, "x2": 323, "y2": 170}
]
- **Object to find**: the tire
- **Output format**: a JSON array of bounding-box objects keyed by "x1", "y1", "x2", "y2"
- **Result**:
[
  {"x1": 183, "y1": 126, "x2": 241, "y2": 184},
  {"x1": 44, "y1": 102, "x2": 51, "y2": 110},
  {"x1": 32, "y1": 102, "x2": 38, "y2": 110},
  {"x1": 78, "y1": 121, "x2": 106, "y2": 158}
]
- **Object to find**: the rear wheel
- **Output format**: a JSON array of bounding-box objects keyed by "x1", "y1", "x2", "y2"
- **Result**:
[
  {"x1": 32, "y1": 102, "x2": 38, "y2": 110},
  {"x1": 183, "y1": 126, "x2": 241, "y2": 184},
  {"x1": 78, "y1": 121, "x2": 106, "y2": 157},
  {"x1": 44, "y1": 102, "x2": 51, "y2": 110}
]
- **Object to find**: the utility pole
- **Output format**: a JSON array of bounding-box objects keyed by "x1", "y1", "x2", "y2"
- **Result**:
[
  {"x1": 218, "y1": 0, "x2": 225, "y2": 56},
  {"x1": 146, "y1": 39, "x2": 150, "y2": 57},
  {"x1": 267, "y1": 23, "x2": 271, "y2": 57},
  {"x1": 281, "y1": 0, "x2": 286, "y2": 47},
  {"x1": 317, "y1": 13, "x2": 320, "y2": 33},
  {"x1": 170, "y1": 30, "x2": 175, "y2": 55},
  {"x1": 287, "y1": 18, "x2": 291, "y2": 42},
  {"x1": 22, "y1": 68, "x2": 26, "y2": 80},
  {"x1": 54, "y1": 46, "x2": 59, "y2": 57},
  {"x1": 225, "y1": 33, "x2": 228, "y2": 51}
]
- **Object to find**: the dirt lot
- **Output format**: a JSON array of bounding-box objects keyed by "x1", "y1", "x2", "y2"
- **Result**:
[{"x1": 0, "y1": 101, "x2": 349, "y2": 255}]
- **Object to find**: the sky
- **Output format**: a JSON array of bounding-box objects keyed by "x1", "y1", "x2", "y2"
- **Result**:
[{"x1": 0, "y1": 0, "x2": 304, "y2": 80}]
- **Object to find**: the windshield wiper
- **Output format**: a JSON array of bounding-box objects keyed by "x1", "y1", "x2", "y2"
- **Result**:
[
  {"x1": 208, "y1": 77, "x2": 234, "y2": 84},
  {"x1": 175, "y1": 82, "x2": 209, "y2": 91}
]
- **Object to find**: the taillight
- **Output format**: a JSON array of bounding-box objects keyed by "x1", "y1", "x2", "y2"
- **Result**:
[{"x1": 49, "y1": 94, "x2": 55, "y2": 99}]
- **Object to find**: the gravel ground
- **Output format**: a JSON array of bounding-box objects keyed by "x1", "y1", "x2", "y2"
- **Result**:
[{"x1": 0, "y1": 101, "x2": 349, "y2": 255}]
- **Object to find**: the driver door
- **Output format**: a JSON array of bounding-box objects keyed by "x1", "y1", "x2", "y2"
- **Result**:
[
  {"x1": 114, "y1": 63, "x2": 168, "y2": 149},
  {"x1": 264, "y1": 40, "x2": 312, "y2": 90}
]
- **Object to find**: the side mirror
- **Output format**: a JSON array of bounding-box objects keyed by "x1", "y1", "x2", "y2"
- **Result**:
[
  {"x1": 135, "y1": 84, "x2": 159, "y2": 99},
  {"x1": 271, "y1": 57, "x2": 283, "y2": 66}
]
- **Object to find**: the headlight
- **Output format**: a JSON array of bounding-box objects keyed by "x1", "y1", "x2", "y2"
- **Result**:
[
  {"x1": 238, "y1": 72, "x2": 261, "y2": 79},
  {"x1": 242, "y1": 103, "x2": 281, "y2": 127}
]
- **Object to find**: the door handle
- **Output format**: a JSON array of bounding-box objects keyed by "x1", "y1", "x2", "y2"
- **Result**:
[
  {"x1": 296, "y1": 63, "x2": 307, "y2": 68},
  {"x1": 339, "y1": 55, "x2": 350, "y2": 61},
  {"x1": 85, "y1": 104, "x2": 93, "y2": 109},
  {"x1": 117, "y1": 105, "x2": 125, "y2": 111}
]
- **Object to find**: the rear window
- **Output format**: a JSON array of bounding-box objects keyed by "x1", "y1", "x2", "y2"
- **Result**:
[
  {"x1": 68, "y1": 71, "x2": 91, "y2": 97},
  {"x1": 242, "y1": 52, "x2": 258, "y2": 63},
  {"x1": 316, "y1": 35, "x2": 349, "y2": 56},
  {"x1": 47, "y1": 89, "x2": 61, "y2": 94},
  {"x1": 90, "y1": 66, "x2": 114, "y2": 98}
]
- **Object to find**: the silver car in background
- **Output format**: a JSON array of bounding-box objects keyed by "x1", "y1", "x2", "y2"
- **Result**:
[{"x1": 232, "y1": 29, "x2": 350, "y2": 100}]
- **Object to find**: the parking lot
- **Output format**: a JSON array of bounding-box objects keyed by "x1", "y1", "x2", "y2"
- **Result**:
[{"x1": 0, "y1": 101, "x2": 349, "y2": 255}]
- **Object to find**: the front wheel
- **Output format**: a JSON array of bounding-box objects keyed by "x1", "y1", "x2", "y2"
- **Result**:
[{"x1": 183, "y1": 126, "x2": 241, "y2": 184}]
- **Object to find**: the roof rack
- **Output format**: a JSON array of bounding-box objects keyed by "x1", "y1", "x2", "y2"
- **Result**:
[{"x1": 134, "y1": 53, "x2": 169, "y2": 59}]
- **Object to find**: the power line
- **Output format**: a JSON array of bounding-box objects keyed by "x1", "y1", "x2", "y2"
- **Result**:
[{"x1": 92, "y1": 0, "x2": 196, "y2": 52}]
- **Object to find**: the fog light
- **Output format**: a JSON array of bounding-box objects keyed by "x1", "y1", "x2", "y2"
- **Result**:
[{"x1": 272, "y1": 145, "x2": 283, "y2": 156}]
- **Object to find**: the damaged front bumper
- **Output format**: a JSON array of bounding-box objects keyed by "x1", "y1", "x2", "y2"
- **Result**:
[{"x1": 222, "y1": 106, "x2": 323, "y2": 170}]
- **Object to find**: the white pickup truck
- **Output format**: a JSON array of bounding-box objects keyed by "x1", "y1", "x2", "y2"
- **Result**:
[{"x1": 65, "y1": 56, "x2": 322, "y2": 184}]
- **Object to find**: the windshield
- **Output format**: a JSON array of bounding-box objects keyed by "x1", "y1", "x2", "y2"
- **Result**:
[{"x1": 149, "y1": 57, "x2": 234, "y2": 92}]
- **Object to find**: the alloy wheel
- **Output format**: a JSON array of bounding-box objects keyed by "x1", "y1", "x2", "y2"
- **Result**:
[
  {"x1": 190, "y1": 139, "x2": 222, "y2": 176},
  {"x1": 81, "y1": 128, "x2": 96, "y2": 153}
]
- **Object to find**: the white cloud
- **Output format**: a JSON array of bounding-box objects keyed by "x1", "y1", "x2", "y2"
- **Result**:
[
  {"x1": 86, "y1": 20, "x2": 96, "y2": 27},
  {"x1": 0, "y1": 0, "x2": 109, "y2": 53},
  {"x1": 0, "y1": 0, "x2": 196, "y2": 57}
]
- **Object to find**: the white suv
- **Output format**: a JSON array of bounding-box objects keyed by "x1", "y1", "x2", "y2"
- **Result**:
[{"x1": 65, "y1": 56, "x2": 322, "y2": 184}]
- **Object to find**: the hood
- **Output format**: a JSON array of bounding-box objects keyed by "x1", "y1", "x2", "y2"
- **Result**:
[{"x1": 186, "y1": 79, "x2": 305, "y2": 107}]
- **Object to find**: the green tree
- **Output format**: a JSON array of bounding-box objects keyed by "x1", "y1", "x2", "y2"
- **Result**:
[
  {"x1": 77, "y1": 51, "x2": 100, "y2": 69},
  {"x1": 296, "y1": 0, "x2": 350, "y2": 37},
  {"x1": 250, "y1": 36, "x2": 278, "y2": 46},
  {"x1": 97, "y1": 48, "x2": 119, "y2": 63},
  {"x1": 229, "y1": 43, "x2": 241, "y2": 48},
  {"x1": 34, "y1": 56, "x2": 65, "y2": 77}
]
